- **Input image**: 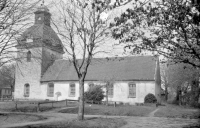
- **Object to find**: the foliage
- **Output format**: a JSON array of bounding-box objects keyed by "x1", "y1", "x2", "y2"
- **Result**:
[
  {"x1": 164, "y1": 64, "x2": 200, "y2": 107},
  {"x1": 144, "y1": 93, "x2": 157, "y2": 103},
  {"x1": 111, "y1": 0, "x2": 200, "y2": 68},
  {"x1": 84, "y1": 85, "x2": 104, "y2": 102},
  {"x1": 0, "y1": 64, "x2": 15, "y2": 91}
]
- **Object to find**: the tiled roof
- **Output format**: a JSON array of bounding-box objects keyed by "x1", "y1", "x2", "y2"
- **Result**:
[
  {"x1": 41, "y1": 56, "x2": 158, "y2": 82},
  {"x1": 18, "y1": 24, "x2": 63, "y2": 53}
]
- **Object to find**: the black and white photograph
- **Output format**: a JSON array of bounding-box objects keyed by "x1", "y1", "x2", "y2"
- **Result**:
[{"x1": 0, "y1": 0, "x2": 200, "y2": 127}]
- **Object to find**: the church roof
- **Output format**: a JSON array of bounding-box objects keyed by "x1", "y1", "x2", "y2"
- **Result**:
[
  {"x1": 19, "y1": 24, "x2": 63, "y2": 52},
  {"x1": 41, "y1": 56, "x2": 158, "y2": 82}
]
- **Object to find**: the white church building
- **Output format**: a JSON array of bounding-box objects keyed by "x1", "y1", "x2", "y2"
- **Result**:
[{"x1": 14, "y1": 5, "x2": 161, "y2": 105}]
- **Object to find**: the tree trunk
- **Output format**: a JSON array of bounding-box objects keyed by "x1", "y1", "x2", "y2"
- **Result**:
[
  {"x1": 78, "y1": 78, "x2": 85, "y2": 120},
  {"x1": 165, "y1": 85, "x2": 168, "y2": 101},
  {"x1": 106, "y1": 86, "x2": 108, "y2": 106},
  {"x1": 190, "y1": 80, "x2": 199, "y2": 106},
  {"x1": 176, "y1": 87, "x2": 181, "y2": 105}
]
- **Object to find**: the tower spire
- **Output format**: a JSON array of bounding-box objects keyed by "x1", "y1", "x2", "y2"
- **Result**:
[{"x1": 34, "y1": 0, "x2": 50, "y2": 26}]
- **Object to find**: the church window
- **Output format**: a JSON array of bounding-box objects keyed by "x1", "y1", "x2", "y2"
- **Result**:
[
  {"x1": 128, "y1": 83, "x2": 136, "y2": 98},
  {"x1": 27, "y1": 51, "x2": 31, "y2": 62},
  {"x1": 69, "y1": 83, "x2": 75, "y2": 97},
  {"x1": 24, "y1": 83, "x2": 30, "y2": 97},
  {"x1": 108, "y1": 84, "x2": 114, "y2": 97},
  {"x1": 47, "y1": 83, "x2": 54, "y2": 97}
]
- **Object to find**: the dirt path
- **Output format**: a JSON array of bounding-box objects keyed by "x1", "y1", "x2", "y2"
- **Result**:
[
  {"x1": 0, "y1": 108, "x2": 199, "y2": 128},
  {"x1": 146, "y1": 108, "x2": 159, "y2": 117}
]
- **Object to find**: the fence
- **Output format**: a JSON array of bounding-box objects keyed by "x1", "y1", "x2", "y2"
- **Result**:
[
  {"x1": 15, "y1": 99, "x2": 79, "y2": 112},
  {"x1": 0, "y1": 95, "x2": 12, "y2": 101},
  {"x1": 14, "y1": 99, "x2": 118, "y2": 112}
]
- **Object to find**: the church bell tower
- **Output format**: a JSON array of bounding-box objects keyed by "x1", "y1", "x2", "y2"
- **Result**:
[{"x1": 14, "y1": 3, "x2": 64, "y2": 100}]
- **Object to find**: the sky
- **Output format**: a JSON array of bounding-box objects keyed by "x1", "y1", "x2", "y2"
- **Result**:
[
  {"x1": 44, "y1": 0, "x2": 131, "y2": 58},
  {"x1": 25, "y1": 0, "x2": 155, "y2": 59}
]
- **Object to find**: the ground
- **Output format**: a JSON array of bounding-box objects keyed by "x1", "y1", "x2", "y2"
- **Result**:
[{"x1": 0, "y1": 101, "x2": 199, "y2": 128}]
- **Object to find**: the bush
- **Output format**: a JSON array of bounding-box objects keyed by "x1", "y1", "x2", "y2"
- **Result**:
[
  {"x1": 84, "y1": 85, "x2": 104, "y2": 102},
  {"x1": 169, "y1": 98, "x2": 179, "y2": 105},
  {"x1": 144, "y1": 93, "x2": 157, "y2": 103},
  {"x1": 189, "y1": 101, "x2": 200, "y2": 108}
]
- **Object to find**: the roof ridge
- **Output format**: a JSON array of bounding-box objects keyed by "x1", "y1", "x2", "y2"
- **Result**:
[{"x1": 55, "y1": 55, "x2": 155, "y2": 61}]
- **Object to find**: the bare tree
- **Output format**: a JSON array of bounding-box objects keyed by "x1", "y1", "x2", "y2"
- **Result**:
[
  {"x1": 52, "y1": 0, "x2": 111, "y2": 120},
  {"x1": 51, "y1": 0, "x2": 135, "y2": 120},
  {"x1": 0, "y1": 0, "x2": 39, "y2": 67},
  {"x1": 102, "y1": 78, "x2": 115, "y2": 106}
]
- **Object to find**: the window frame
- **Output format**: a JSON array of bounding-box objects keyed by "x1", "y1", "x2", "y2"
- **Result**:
[
  {"x1": 24, "y1": 83, "x2": 30, "y2": 97},
  {"x1": 107, "y1": 83, "x2": 114, "y2": 98},
  {"x1": 47, "y1": 83, "x2": 54, "y2": 97},
  {"x1": 128, "y1": 82, "x2": 136, "y2": 98},
  {"x1": 69, "y1": 83, "x2": 76, "y2": 97}
]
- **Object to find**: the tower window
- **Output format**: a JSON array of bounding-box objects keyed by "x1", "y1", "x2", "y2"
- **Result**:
[
  {"x1": 27, "y1": 51, "x2": 31, "y2": 62},
  {"x1": 24, "y1": 83, "x2": 30, "y2": 97}
]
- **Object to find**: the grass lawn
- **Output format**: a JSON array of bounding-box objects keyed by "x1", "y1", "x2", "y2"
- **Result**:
[
  {"x1": 19, "y1": 118, "x2": 127, "y2": 128},
  {"x1": 60, "y1": 104, "x2": 157, "y2": 116},
  {"x1": 0, "y1": 113, "x2": 46, "y2": 126},
  {"x1": 1, "y1": 101, "x2": 199, "y2": 119},
  {"x1": 154, "y1": 104, "x2": 200, "y2": 119},
  {"x1": 183, "y1": 124, "x2": 200, "y2": 128}
]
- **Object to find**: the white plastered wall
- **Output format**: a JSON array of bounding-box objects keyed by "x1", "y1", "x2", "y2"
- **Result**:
[
  {"x1": 40, "y1": 81, "x2": 156, "y2": 105},
  {"x1": 14, "y1": 48, "x2": 43, "y2": 100}
]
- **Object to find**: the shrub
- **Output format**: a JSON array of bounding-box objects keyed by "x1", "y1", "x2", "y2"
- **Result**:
[
  {"x1": 170, "y1": 99, "x2": 179, "y2": 105},
  {"x1": 84, "y1": 85, "x2": 104, "y2": 102},
  {"x1": 189, "y1": 101, "x2": 200, "y2": 108},
  {"x1": 144, "y1": 93, "x2": 157, "y2": 103}
]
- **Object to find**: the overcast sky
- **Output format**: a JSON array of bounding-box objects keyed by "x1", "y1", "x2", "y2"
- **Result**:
[{"x1": 29, "y1": 0, "x2": 154, "y2": 59}]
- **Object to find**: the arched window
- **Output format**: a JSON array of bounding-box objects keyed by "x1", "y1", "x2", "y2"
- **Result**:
[
  {"x1": 69, "y1": 83, "x2": 76, "y2": 97},
  {"x1": 24, "y1": 83, "x2": 30, "y2": 97},
  {"x1": 27, "y1": 51, "x2": 31, "y2": 62},
  {"x1": 128, "y1": 82, "x2": 136, "y2": 98},
  {"x1": 47, "y1": 83, "x2": 54, "y2": 97}
]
